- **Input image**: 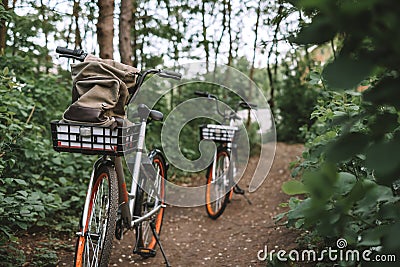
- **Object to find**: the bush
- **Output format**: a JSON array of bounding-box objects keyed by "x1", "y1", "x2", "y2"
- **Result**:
[
  {"x1": 274, "y1": 57, "x2": 320, "y2": 143},
  {"x1": 278, "y1": 0, "x2": 400, "y2": 265},
  {"x1": 0, "y1": 56, "x2": 92, "y2": 264}
]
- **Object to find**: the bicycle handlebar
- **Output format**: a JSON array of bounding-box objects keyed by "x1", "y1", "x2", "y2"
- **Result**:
[
  {"x1": 195, "y1": 91, "x2": 210, "y2": 97},
  {"x1": 194, "y1": 91, "x2": 218, "y2": 99},
  {"x1": 129, "y1": 69, "x2": 182, "y2": 95},
  {"x1": 239, "y1": 101, "x2": 257, "y2": 109},
  {"x1": 56, "y1": 47, "x2": 183, "y2": 96},
  {"x1": 194, "y1": 91, "x2": 256, "y2": 109},
  {"x1": 56, "y1": 46, "x2": 87, "y2": 61},
  {"x1": 194, "y1": 90, "x2": 257, "y2": 121},
  {"x1": 158, "y1": 69, "x2": 182, "y2": 80}
]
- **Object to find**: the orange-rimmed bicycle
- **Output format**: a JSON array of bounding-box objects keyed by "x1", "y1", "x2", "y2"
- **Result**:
[
  {"x1": 51, "y1": 47, "x2": 181, "y2": 267},
  {"x1": 195, "y1": 91, "x2": 255, "y2": 219}
]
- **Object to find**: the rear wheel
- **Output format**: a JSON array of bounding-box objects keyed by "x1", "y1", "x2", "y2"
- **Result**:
[
  {"x1": 205, "y1": 148, "x2": 232, "y2": 219},
  {"x1": 134, "y1": 153, "x2": 167, "y2": 255},
  {"x1": 74, "y1": 165, "x2": 118, "y2": 267}
]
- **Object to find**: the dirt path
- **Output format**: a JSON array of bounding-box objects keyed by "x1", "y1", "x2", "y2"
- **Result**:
[{"x1": 102, "y1": 142, "x2": 303, "y2": 266}]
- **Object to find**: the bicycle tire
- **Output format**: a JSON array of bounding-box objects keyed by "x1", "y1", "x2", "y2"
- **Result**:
[
  {"x1": 133, "y1": 153, "x2": 167, "y2": 254},
  {"x1": 74, "y1": 165, "x2": 118, "y2": 267},
  {"x1": 205, "y1": 147, "x2": 232, "y2": 219}
]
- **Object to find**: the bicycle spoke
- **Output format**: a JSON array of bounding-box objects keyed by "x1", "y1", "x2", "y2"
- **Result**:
[
  {"x1": 75, "y1": 167, "x2": 117, "y2": 267},
  {"x1": 134, "y1": 154, "x2": 166, "y2": 254}
]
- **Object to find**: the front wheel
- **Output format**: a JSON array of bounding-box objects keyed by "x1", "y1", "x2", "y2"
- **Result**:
[
  {"x1": 74, "y1": 165, "x2": 118, "y2": 267},
  {"x1": 134, "y1": 153, "x2": 167, "y2": 254},
  {"x1": 205, "y1": 148, "x2": 232, "y2": 219}
]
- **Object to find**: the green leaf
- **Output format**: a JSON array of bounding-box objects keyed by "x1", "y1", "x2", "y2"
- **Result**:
[
  {"x1": 3, "y1": 67, "x2": 9, "y2": 76},
  {"x1": 14, "y1": 178, "x2": 28, "y2": 186},
  {"x1": 363, "y1": 76, "x2": 400, "y2": 109},
  {"x1": 282, "y1": 180, "x2": 308, "y2": 195},
  {"x1": 335, "y1": 172, "x2": 357, "y2": 196},
  {"x1": 58, "y1": 177, "x2": 67, "y2": 185},
  {"x1": 322, "y1": 53, "x2": 374, "y2": 90},
  {"x1": 359, "y1": 225, "x2": 390, "y2": 246},
  {"x1": 293, "y1": 14, "x2": 336, "y2": 45},
  {"x1": 365, "y1": 139, "x2": 400, "y2": 184},
  {"x1": 326, "y1": 132, "x2": 369, "y2": 163},
  {"x1": 294, "y1": 218, "x2": 305, "y2": 228},
  {"x1": 287, "y1": 198, "x2": 312, "y2": 221},
  {"x1": 303, "y1": 164, "x2": 337, "y2": 200},
  {"x1": 51, "y1": 157, "x2": 62, "y2": 165},
  {"x1": 17, "y1": 190, "x2": 28, "y2": 197},
  {"x1": 369, "y1": 112, "x2": 398, "y2": 138}
]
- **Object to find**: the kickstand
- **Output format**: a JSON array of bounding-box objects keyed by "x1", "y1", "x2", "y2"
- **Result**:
[
  {"x1": 234, "y1": 185, "x2": 252, "y2": 205},
  {"x1": 150, "y1": 221, "x2": 171, "y2": 267},
  {"x1": 242, "y1": 193, "x2": 252, "y2": 205}
]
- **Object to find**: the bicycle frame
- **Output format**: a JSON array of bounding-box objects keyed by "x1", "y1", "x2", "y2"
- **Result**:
[
  {"x1": 54, "y1": 46, "x2": 180, "y2": 266},
  {"x1": 208, "y1": 111, "x2": 240, "y2": 193},
  {"x1": 196, "y1": 90, "x2": 255, "y2": 212},
  {"x1": 211, "y1": 146, "x2": 238, "y2": 200},
  {"x1": 78, "y1": 114, "x2": 166, "y2": 239}
]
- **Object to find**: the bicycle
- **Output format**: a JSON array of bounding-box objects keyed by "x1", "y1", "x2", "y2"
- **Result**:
[
  {"x1": 194, "y1": 91, "x2": 255, "y2": 219},
  {"x1": 51, "y1": 47, "x2": 181, "y2": 267}
]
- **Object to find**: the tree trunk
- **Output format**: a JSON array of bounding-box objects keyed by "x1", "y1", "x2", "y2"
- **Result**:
[
  {"x1": 247, "y1": 2, "x2": 261, "y2": 127},
  {"x1": 119, "y1": 0, "x2": 133, "y2": 64},
  {"x1": 39, "y1": 0, "x2": 50, "y2": 73},
  {"x1": 73, "y1": 0, "x2": 82, "y2": 49},
  {"x1": 249, "y1": 2, "x2": 261, "y2": 84},
  {"x1": 227, "y1": 0, "x2": 232, "y2": 67},
  {"x1": 201, "y1": 1, "x2": 209, "y2": 72},
  {"x1": 266, "y1": 3, "x2": 284, "y2": 113},
  {"x1": 0, "y1": 0, "x2": 8, "y2": 53},
  {"x1": 223, "y1": 0, "x2": 233, "y2": 89},
  {"x1": 97, "y1": 0, "x2": 114, "y2": 59},
  {"x1": 132, "y1": 0, "x2": 138, "y2": 67},
  {"x1": 213, "y1": 0, "x2": 226, "y2": 80}
]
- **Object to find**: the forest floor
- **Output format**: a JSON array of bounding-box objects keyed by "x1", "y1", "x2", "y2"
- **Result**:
[{"x1": 23, "y1": 142, "x2": 304, "y2": 266}]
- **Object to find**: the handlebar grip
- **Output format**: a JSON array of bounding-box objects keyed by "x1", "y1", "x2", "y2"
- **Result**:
[
  {"x1": 194, "y1": 91, "x2": 209, "y2": 97},
  {"x1": 239, "y1": 101, "x2": 257, "y2": 109},
  {"x1": 158, "y1": 69, "x2": 182, "y2": 80},
  {"x1": 56, "y1": 46, "x2": 87, "y2": 62},
  {"x1": 56, "y1": 46, "x2": 84, "y2": 56}
]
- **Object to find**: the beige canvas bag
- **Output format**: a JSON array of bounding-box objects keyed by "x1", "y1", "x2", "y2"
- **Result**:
[{"x1": 63, "y1": 54, "x2": 139, "y2": 127}]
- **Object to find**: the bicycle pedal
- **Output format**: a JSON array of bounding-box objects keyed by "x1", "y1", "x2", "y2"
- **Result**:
[{"x1": 134, "y1": 247, "x2": 157, "y2": 258}]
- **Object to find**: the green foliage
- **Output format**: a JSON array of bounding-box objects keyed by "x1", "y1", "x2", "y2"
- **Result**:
[
  {"x1": 0, "y1": 242, "x2": 25, "y2": 267},
  {"x1": 0, "y1": 3, "x2": 12, "y2": 22},
  {"x1": 278, "y1": 0, "x2": 400, "y2": 264},
  {"x1": 274, "y1": 51, "x2": 320, "y2": 143},
  {"x1": 31, "y1": 247, "x2": 58, "y2": 267},
  {"x1": 0, "y1": 55, "x2": 91, "y2": 264}
]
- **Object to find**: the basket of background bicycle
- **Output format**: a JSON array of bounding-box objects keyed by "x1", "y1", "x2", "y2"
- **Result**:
[
  {"x1": 50, "y1": 121, "x2": 139, "y2": 156},
  {"x1": 199, "y1": 124, "x2": 238, "y2": 143}
]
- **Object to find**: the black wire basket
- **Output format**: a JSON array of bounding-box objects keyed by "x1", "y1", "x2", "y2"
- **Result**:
[
  {"x1": 50, "y1": 121, "x2": 139, "y2": 156},
  {"x1": 199, "y1": 124, "x2": 238, "y2": 143}
]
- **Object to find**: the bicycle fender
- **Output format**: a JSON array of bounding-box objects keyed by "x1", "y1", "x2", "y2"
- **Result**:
[
  {"x1": 95, "y1": 158, "x2": 115, "y2": 170},
  {"x1": 148, "y1": 149, "x2": 169, "y2": 170}
]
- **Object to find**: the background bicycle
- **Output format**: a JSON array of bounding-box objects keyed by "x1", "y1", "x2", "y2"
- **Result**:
[
  {"x1": 194, "y1": 91, "x2": 256, "y2": 219},
  {"x1": 51, "y1": 47, "x2": 181, "y2": 267}
]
